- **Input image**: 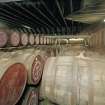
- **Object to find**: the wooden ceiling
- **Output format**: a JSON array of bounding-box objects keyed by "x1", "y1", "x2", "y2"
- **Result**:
[{"x1": 0, "y1": 0, "x2": 89, "y2": 35}]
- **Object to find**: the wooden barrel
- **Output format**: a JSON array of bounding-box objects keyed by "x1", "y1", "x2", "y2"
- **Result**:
[
  {"x1": 51, "y1": 39, "x2": 54, "y2": 45},
  {"x1": 68, "y1": 39, "x2": 84, "y2": 44},
  {"x1": 35, "y1": 36, "x2": 40, "y2": 45},
  {"x1": 46, "y1": 38, "x2": 50, "y2": 45},
  {"x1": 0, "y1": 63, "x2": 27, "y2": 105},
  {"x1": 1, "y1": 49, "x2": 45, "y2": 85},
  {"x1": 21, "y1": 33, "x2": 28, "y2": 46},
  {"x1": 40, "y1": 56, "x2": 74, "y2": 105},
  {"x1": 0, "y1": 49, "x2": 47, "y2": 85},
  {"x1": 26, "y1": 54, "x2": 44, "y2": 85},
  {"x1": 43, "y1": 37, "x2": 47, "y2": 45},
  {"x1": 50, "y1": 38, "x2": 52, "y2": 45},
  {"x1": 29, "y1": 34, "x2": 35, "y2": 45},
  {"x1": 10, "y1": 32, "x2": 20, "y2": 47},
  {"x1": 17, "y1": 87, "x2": 38, "y2": 105},
  {"x1": 0, "y1": 51, "x2": 18, "y2": 62},
  {"x1": 25, "y1": 49, "x2": 49, "y2": 84},
  {"x1": 0, "y1": 50, "x2": 28, "y2": 79},
  {"x1": 0, "y1": 31, "x2": 8, "y2": 47},
  {"x1": 40, "y1": 37, "x2": 44, "y2": 45},
  {"x1": 58, "y1": 39, "x2": 68, "y2": 44},
  {"x1": 55, "y1": 39, "x2": 58, "y2": 45},
  {"x1": 45, "y1": 49, "x2": 53, "y2": 57},
  {"x1": 49, "y1": 38, "x2": 51, "y2": 45},
  {"x1": 0, "y1": 51, "x2": 25, "y2": 80},
  {"x1": 40, "y1": 56, "x2": 105, "y2": 105},
  {"x1": 50, "y1": 39, "x2": 53, "y2": 45}
]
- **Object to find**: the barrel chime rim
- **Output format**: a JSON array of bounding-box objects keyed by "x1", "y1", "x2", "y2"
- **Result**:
[{"x1": 31, "y1": 55, "x2": 44, "y2": 85}]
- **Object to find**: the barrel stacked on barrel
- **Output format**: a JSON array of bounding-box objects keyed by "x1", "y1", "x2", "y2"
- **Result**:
[
  {"x1": 0, "y1": 31, "x2": 56, "y2": 48},
  {"x1": 0, "y1": 49, "x2": 50, "y2": 105},
  {"x1": 0, "y1": 47, "x2": 64, "y2": 105},
  {"x1": 0, "y1": 30, "x2": 85, "y2": 48}
]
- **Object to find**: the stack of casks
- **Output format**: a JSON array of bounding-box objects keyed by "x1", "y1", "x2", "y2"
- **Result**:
[
  {"x1": 0, "y1": 30, "x2": 55, "y2": 48},
  {"x1": 0, "y1": 29, "x2": 62, "y2": 57},
  {"x1": 40, "y1": 55, "x2": 105, "y2": 105},
  {"x1": 0, "y1": 48, "x2": 53, "y2": 105}
]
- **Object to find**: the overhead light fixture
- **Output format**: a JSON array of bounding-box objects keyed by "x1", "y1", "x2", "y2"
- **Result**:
[
  {"x1": 22, "y1": 25, "x2": 32, "y2": 29},
  {"x1": 104, "y1": 19, "x2": 105, "y2": 22}
]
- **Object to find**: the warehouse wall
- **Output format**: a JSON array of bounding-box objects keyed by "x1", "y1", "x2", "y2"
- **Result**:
[{"x1": 87, "y1": 26, "x2": 105, "y2": 50}]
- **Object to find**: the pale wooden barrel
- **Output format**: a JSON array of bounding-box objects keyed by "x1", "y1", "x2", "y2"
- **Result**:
[
  {"x1": 0, "y1": 50, "x2": 27, "y2": 79},
  {"x1": 51, "y1": 39, "x2": 54, "y2": 45},
  {"x1": 46, "y1": 38, "x2": 50, "y2": 45},
  {"x1": 0, "y1": 49, "x2": 46, "y2": 85},
  {"x1": 43, "y1": 37, "x2": 47, "y2": 45},
  {"x1": 0, "y1": 50, "x2": 25, "y2": 80},
  {"x1": 75, "y1": 58, "x2": 105, "y2": 105},
  {"x1": 29, "y1": 34, "x2": 35, "y2": 45},
  {"x1": 48, "y1": 38, "x2": 51, "y2": 45},
  {"x1": 40, "y1": 56, "x2": 105, "y2": 105},
  {"x1": 55, "y1": 39, "x2": 59, "y2": 45},
  {"x1": 40, "y1": 56, "x2": 75, "y2": 105},
  {"x1": 59, "y1": 39, "x2": 68, "y2": 44},
  {"x1": 50, "y1": 38, "x2": 52, "y2": 44},
  {"x1": 40, "y1": 37, "x2": 44, "y2": 45},
  {"x1": 21, "y1": 33, "x2": 28, "y2": 46},
  {"x1": 68, "y1": 39, "x2": 84, "y2": 44},
  {"x1": 0, "y1": 31, "x2": 8, "y2": 47},
  {"x1": 49, "y1": 38, "x2": 52, "y2": 45},
  {"x1": 51, "y1": 39, "x2": 53, "y2": 45},
  {"x1": 24, "y1": 53, "x2": 45, "y2": 85},
  {"x1": 50, "y1": 38, "x2": 52, "y2": 45},
  {"x1": 10, "y1": 32, "x2": 20, "y2": 47},
  {"x1": 0, "y1": 49, "x2": 48, "y2": 85},
  {"x1": 45, "y1": 49, "x2": 54, "y2": 57},
  {"x1": 12, "y1": 49, "x2": 45, "y2": 85},
  {"x1": 35, "y1": 36, "x2": 40, "y2": 45}
]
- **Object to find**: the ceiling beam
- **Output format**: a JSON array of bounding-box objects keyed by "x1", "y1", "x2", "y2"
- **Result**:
[
  {"x1": 15, "y1": 2, "x2": 52, "y2": 29},
  {"x1": 2, "y1": 3, "x2": 49, "y2": 28},
  {"x1": 31, "y1": 4, "x2": 56, "y2": 27},
  {"x1": 42, "y1": 1, "x2": 61, "y2": 27}
]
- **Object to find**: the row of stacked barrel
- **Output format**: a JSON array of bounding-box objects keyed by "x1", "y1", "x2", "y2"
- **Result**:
[
  {"x1": 2, "y1": 49, "x2": 105, "y2": 105},
  {"x1": 0, "y1": 30, "x2": 86, "y2": 48},
  {"x1": 13, "y1": 53, "x2": 105, "y2": 105},
  {"x1": 0, "y1": 48, "x2": 52, "y2": 105},
  {"x1": 0, "y1": 31, "x2": 55, "y2": 48}
]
